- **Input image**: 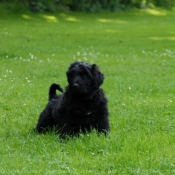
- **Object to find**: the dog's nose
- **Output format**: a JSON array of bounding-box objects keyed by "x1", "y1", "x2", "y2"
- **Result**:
[{"x1": 73, "y1": 83, "x2": 79, "y2": 89}]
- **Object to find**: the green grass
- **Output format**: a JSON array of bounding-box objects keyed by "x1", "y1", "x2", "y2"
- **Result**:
[{"x1": 0, "y1": 8, "x2": 175, "y2": 174}]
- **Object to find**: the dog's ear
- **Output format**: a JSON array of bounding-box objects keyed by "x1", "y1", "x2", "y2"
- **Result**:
[{"x1": 91, "y1": 64, "x2": 104, "y2": 89}]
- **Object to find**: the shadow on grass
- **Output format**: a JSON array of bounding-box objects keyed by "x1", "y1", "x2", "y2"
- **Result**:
[
  {"x1": 22, "y1": 13, "x2": 81, "y2": 23},
  {"x1": 18, "y1": 8, "x2": 175, "y2": 23}
]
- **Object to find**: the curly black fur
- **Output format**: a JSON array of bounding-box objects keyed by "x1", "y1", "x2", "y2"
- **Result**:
[
  {"x1": 49, "y1": 83, "x2": 63, "y2": 100},
  {"x1": 36, "y1": 61, "x2": 110, "y2": 138}
]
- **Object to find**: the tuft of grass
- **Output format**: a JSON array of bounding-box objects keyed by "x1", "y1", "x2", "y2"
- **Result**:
[{"x1": 0, "y1": 9, "x2": 175, "y2": 174}]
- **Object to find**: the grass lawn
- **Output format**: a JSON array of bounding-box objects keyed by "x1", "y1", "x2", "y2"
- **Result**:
[{"x1": 0, "y1": 8, "x2": 175, "y2": 174}]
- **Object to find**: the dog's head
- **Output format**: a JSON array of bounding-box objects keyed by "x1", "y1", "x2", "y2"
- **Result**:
[{"x1": 66, "y1": 62, "x2": 104, "y2": 96}]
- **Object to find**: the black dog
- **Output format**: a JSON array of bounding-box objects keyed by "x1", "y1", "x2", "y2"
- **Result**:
[{"x1": 36, "y1": 62, "x2": 110, "y2": 138}]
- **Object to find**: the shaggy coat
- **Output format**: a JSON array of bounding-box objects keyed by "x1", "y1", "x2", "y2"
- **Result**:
[{"x1": 36, "y1": 62, "x2": 110, "y2": 138}]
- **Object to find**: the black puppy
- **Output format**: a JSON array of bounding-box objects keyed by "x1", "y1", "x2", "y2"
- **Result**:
[{"x1": 36, "y1": 62, "x2": 110, "y2": 138}]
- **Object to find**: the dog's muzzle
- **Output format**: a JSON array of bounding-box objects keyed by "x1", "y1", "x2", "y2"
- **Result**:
[{"x1": 70, "y1": 83, "x2": 80, "y2": 93}]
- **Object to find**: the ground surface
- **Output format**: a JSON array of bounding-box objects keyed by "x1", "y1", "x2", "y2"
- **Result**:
[{"x1": 0, "y1": 9, "x2": 175, "y2": 174}]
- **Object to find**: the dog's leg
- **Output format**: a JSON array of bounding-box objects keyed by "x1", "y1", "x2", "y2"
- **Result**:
[
  {"x1": 56, "y1": 122, "x2": 75, "y2": 138},
  {"x1": 36, "y1": 104, "x2": 54, "y2": 133},
  {"x1": 95, "y1": 117, "x2": 110, "y2": 135}
]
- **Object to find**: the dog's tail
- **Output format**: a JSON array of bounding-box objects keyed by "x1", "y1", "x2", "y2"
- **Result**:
[{"x1": 49, "y1": 83, "x2": 63, "y2": 100}]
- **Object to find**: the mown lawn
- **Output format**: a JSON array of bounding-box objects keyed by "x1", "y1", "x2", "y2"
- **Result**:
[{"x1": 0, "y1": 9, "x2": 175, "y2": 174}]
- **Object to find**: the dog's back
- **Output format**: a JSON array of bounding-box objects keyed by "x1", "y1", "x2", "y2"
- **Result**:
[{"x1": 36, "y1": 83, "x2": 63, "y2": 133}]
